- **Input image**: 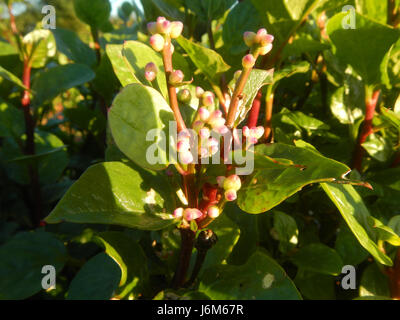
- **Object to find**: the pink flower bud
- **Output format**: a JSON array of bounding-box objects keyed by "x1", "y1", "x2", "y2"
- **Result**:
[
  {"x1": 198, "y1": 107, "x2": 210, "y2": 122},
  {"x1": 177, "y1": 89, "x2": 191, "y2": 103},
  {"x1": 178, "y1": 129, "x2": 191, "y2": 141},
  {"x1": 156, "y1": 17, "x2": 170, "y2": 34},
  {"x1": 224, "y1": 189, "x2": 237, "y2": 201},
  {"x1": 196, "y1": 86, "x2": 205, "y2": 98},
  {"x1": 177, "y1": 140, "x2": 190, "y2": 152},
  {"x1": 169, "y1": 70, "x2": 184, "y2": 85},
  {"x1": 202, "y1": 91, "x2": 215, "y2": 107},
  {"x1": 173, "y1": 207, "x2": 184, "y2": 218},
  {"x1": 210, "y1": 145, "x2": 219, "y2": 155},
  {"x1": 223, "y1": 174, "x2": 241, "y2": 191},
  {"x1": 243, "y1": 31, "x2": 256, "y2": 47},
  {"x1": 216, "y1": 176, "x2": 226, "y2": 188},
  {"x1": 200, "y1": 147, "x2": 209, "y2": 158},
  {"x1": 214, "y1": 125, "x2": 229, "y2": 135},
  {"x1": 257, "y1": 28, "x2": 268, "y2": 37},
  {"x1": 179, "y1": 150, "x2": 194, "y2": 164},
  {"x1": 207, "y1": 137, "x2": 219, "y2": 148},
  {"x1": 247, "y1": 136, "x2": 258, "y2": 145},
  {"x1": 149, "y1": 34, "x2": 165, "y2": 52},
  {"x1": 242, "y1": 54, "x2": 256, "y2": 69},
  {"x1": 260, "y1": 34, "x2": 274, "y2": 46},
  {"x1": 147, "y1": 22, "x2": 157, "y2": 35},
  {"x1": 253, "y1": 126, "x2": 264, "y2": 139},
  {"x1": 259, "y1": 43, "x2": 273, "y2": 56},
  {"x1": 144, "y1": 62, "x2": 158, "y2": 81},
  {"x1": 207, "y1": 206, "x2": 220, "y2": 218},
  {"x1": 184, "y1": 208, "x2": 202, "y2": 221},
  {"x1": 242, "y1": 126, "x2": 250, "y2": 137},
  {"x1": 199, "y1": 127, "x2": 211, "y2": 139},
  {"x1": 209, "y1": 117, "x2": 226, "y2": 129},
  {"x1": 170, "y1": 21, "x2": 184, "y2": 38},
  {"x1": 192, "y1": 120, "x2": 204, "y2": 132}
]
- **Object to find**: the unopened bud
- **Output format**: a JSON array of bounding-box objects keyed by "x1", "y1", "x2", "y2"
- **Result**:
[
  {"x1": 144, "y1": 62, "x2": 158, "y2": 82},
  {"x1": 202, "y1": 91, "x2": 215, "y2": 107},
  {"x1": 173, "y1": 207, "x2": 184, "y2": 218},
  {"x1": 170, "y1": 21, "x2": 183, "y2": 38},
  {"x1": 224, "y1": 189, "x2": 237, "y2": 201},
  {"x1": 260, "y1": 34, "x2": 274, "y2": 46},
  {"x1": 156, "y1": 17, "x2": 170, "y2": 34},
  {"x1": 242, "y1": 54, "x2": 256, "y2": 69},
  {"x1": 192, "y1": 120, "x2": 204, "y2": 132},
  {"x1": 169, "y1": 70, "x2": 184, "y2": 85},
  {"x1": 184, "y1": 208, "x2": 203, "y2": 221},
  {"x1": 242, "y1": 126, "x2": 250, "y2": 137},
  {"x1": 177, "y1": 89, "x2": 191, "y2": 103},
  {"x1": 199, "y1": 127, "x2": 211, "y2": 139},
  {"x1": 198, "y1": 107, "x2": 210, "y2": 122},
  {"x1": 223, "y1": 174, "x2": 241, "y2": 191},
  {"x1": 259, "y1": 43, "x2": 273, "y2": 56},
  {"x1": 179, "y1": 150, "x2": 194, "y2": 164},
  {"x1": 243, "y1": 31, "x2": 256, "y2": 47},
  {"x1": 207, "y1": 206, "x2": 220, "y2": 218},
  {"x1": 177, "y1": 140, "x2": 190, "y2": 152},
  {"x1": 149, "y1": 34, "x2": 165, "y2": 52},
  {"x1": 196, "y1": 86, "x2": 205, "y2": 98}
]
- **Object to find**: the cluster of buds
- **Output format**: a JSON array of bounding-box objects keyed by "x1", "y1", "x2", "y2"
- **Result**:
[
  {"x1": 173, "y1": 207, "x2": 203, "y2": 221},
  {"x1": 217, "y1": 174, "x2": 242, "y2": 201},
  {"x1": 176, "y1": 130, "x2": 194, "y2": 164},
  {"x1": 242, "y1": 125, "x2": 265, "y2": 145},
  {"x1": 144, "y1": 62, "x2": 158, "y2": 82},
  {"x1": 243, "y1": 28, "x2": 274, "y2": 56},
  {"x1": 147, "y1": 17, "x2": 183, "y2": 52}
]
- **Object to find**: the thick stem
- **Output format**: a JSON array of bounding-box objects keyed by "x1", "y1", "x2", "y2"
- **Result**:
[
  {"x1": 264, "y1": 86, "x2": 274, "y2": 141},
  {"x1": 161, "y1": 37, "x2": 186, "y2": 132},
  {"x1": 21, "y1": 61, "x2": 42, "y2": 226},
  {"x1": 171, "y1": 228, "x2": 196, "y2": 289},
  {"x1": 352, "y1": 89, "x2": 381, "y2": 171},
  {"x1": 387, "y1": 248, "x2": 400, "y2": 299},
  {"x1": 247, "y1": 90, "x2": 262, "y2": 128},
  {"x1": 7, "y1": 3, "x2": 18, "y2": 35},
  {"x1": 388, "y1": 0, "x2": 397, "y2": 25}
]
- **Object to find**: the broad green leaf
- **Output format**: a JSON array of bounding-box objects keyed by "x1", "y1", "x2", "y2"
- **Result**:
[
  {"x1": 67, "y1": 253, "x2": 121, "y2": 300},
  {"x1": 389, "y1": 216, "x2": 400, "y2": 236},
  {"x1": 73, "y1": 0, "x2": 111, "y2": 28},
  {"x1": 321, "y1": 183, "x2": 393, "y2": 266},
  {"x1": 0, "y1": 130, "x2": 69, "y2": 185},
  {"x1": 0, "y1": 231, "x2": 67, "y2": 300},
  {"x1": 93, "y1": 231, "x2": 148, "y2": 298},
  {"x1": 32, "y1": 64, "x2": 95, "y2": 107},
  {"x1": 234, "y1": 68, "x2": 274, "y2": 126},
  {"x1": 186, "y1": 0, "x2": 235, "y2": 21},
  {"x1": 359, "y1": 263, "x2": 390, "y2": 297},
  {"x1": 152, "y1": 0, "x2": 184, "y2": 20},
  {"x1": 294, "y1": 270, "x2": 335, "y2": 300},
  {"x1": 198, "y1": 214, "x2": 240, "y2": 275},
  {"x1": 290, "y1": 243, "x2": 343, "y2": 276},
  {"x1": 0, "y1": 99, "x2": 24, "y2": 138},
  {"x1": 0, "y1": 65, "x2": 27, "y2": 90},
  {"x1": 327, "y1": 12, "x2": 400, "y2": 86},
  {"x1": 118, "y1": 1, "x2": 134, "y2": 21},
  {"x1": 356, "y1": 0, "x2": 387, "y2": 24},
  {"x1": 281, "y1": 37, "x2": 330, "y2": 60},
  {"x1": 335, "y1": 224, "x2": 369, "y2": 266},
  {"x1": 368, "y1": 217, "x2": 400, "y2": 246},
  {"x1": 106, "y1": 44, "x2": 137, "y2": 86},
  {"x1": 381, "y1": 106, "x2": 400, "y2": 132},
  {"x1": 176, "y1": 36, "x2": 230, "y2": 84},
  {"x1": 330, "y1": 75, "x2": 365, "y2": 124},
  {"x1": 23, "y1": 29, "x2": 56, "y2": 69},
  {"x1": 238, "y1": 143, "x2": 350, "y2": 213},
  {"x1": 222, "y1": 1, "x2": 263, "y2": 55},
  {"x1": 109, "y1": 83, "x2": 175, "y2": 170},
  {"x1": 199, "y1": 249, "x2": 301, "y2": 300},
  {"x1": 272, "y1": 210, "x2": 298, "y2": 254},
  {"x1": 272, "y1": 61, "x2": 310, "y2": 88},
  {"x1": 0, "y1": 40, "x2": 18, "y2": 56},
  {"x1": 45, "y1": 161, "x2": 175, "y2": 230},
  {"x1": 362, "y1": 133, "x2": 392, "y2": 162},
  {"x1": 52, "y1": 28, "x2": 96, "y2": 66}
]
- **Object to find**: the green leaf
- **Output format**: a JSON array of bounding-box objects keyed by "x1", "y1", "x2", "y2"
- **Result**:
[
  {"x1": 321, "y1": 183, "x2": 393, "y2": 266},
  {"x1": 0, "y1": 99, "x2": 24, "y2": 138},
  {"x1": 272, "y1": 61, "x2": 310, "y2": 88},
  {"x1": 45, "y1": 161, "x2": 175, "y2": 230},
  {"x1": 0, "y1": 40, "x2": 18, "y2": 56},
  {"x1": 282, "y1": 37, "x2": 330, "y2": 60},
  {"x1": 335, "y1": 224, "x2": 369, "y2": 266},
  {"x1": 359, "y1": 263, "x2": 390, "y2": 298},
  {"x1": 272, "y1": 210, "x2": 299, "y2": 254},
  {"x1": 0, "y1": 130, "x2": 69, "y2": 185},
  {"x1": 32, "y1": 64, "x2": 95, "y2": 107},
  {"x1": 381, "y1": 106, "x2": 400, "y2": 132},
  {"x1": 294, "y1": 270, "x2": 335, "y2": 300},
  {"x1": 368, "y1": 217, "x2": 400, "y2": 246},
  {"x1": 356, "y1": 0, "x2": 387, "y2": 24},
  {"x1": 222, "y1": 1, "x2": 263, "y2": 55},
  {"x1": 23, "y1": 29, "x2": 56, "y2": 69},
  {"x1": 93, "y1": 231, "x2": 148, "y2": 298},
  {"x1": 67, "y1": 253, "x2": 121, "y2": 300},
  {"x1": 199, "y1": 249, "x2": 301, "y2": 300},
  {"x1": 362, "y1": 133, "x2": 392, "y2": 162},
  {"x1": 0, "y1": 65, "x2": 27, "y2": 90},
  {"x1": 73, "y1": 0, "x2": 111, "y2": 28},
  {"x1": 0, "y1": 231, "x2": 67, "y2": 300},
  {"x1": 176, "y1": 36, "x2": 230, "y2": 84},
  {"x1": 389, "y1": 216, "x2": 400, "y2": 236},
  {"x1": 52, "y1": 28, "x2": 96, "y2": 66},
  {"x1": 109, "y1": 83, "x2": 175, "y2": 170},
  {"x1": 238, "y1": 143, "x2": 350, "y2": 213},
  {"x1": 234, "y1": 68, "x2": 274, "y2": 126},
  {"x1": 327, "y1": 12, "x2": 400, "y2": 86},
  {"x1": 290, "y1": 243, "x2": 343, "y2": 276}
]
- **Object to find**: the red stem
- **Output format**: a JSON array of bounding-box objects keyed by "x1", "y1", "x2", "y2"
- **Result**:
[
  {"x1": 247, "y1": 90, "x2": 262, "y2": 128},
  {"x1": 352, "y1": 90, "x2": 381, "y2": 171},
  {"x1": 387, "y1": 248, "x2": 400, "y2": 299}
]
